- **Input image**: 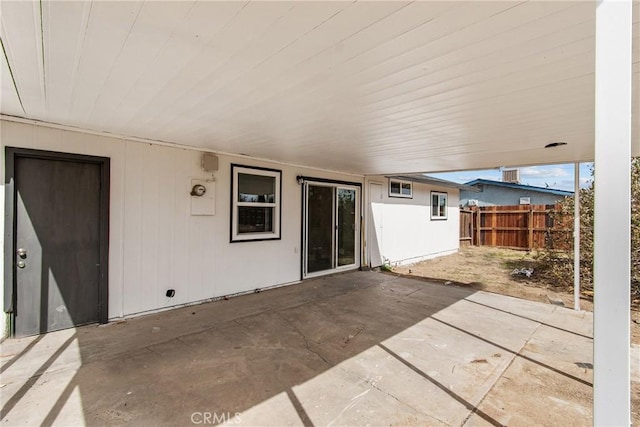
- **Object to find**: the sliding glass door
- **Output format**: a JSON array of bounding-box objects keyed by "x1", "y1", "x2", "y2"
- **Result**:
[
  {"x1": 337, "y1": 188, "x2": 356, "y2": 267},
  {"x1": 304, "y1": 182, "x2": 359, "y2": 277},
  {"x1": 307, "y1": 185, "x2": 335, "y2": 274}
]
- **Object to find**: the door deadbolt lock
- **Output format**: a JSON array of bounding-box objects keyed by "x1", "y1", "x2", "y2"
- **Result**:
[
  {"x1": 17, "y1": 261, "x2": 25, "y2": 269},
  {"x1": 17, "y1": 248, "x2": 27, "y2": 259}
]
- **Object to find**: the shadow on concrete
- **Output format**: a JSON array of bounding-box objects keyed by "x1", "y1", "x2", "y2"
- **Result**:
[
  {"x1": 0, "y1": 270, "x2": 594, "y2": 426},
  {"x1": 1, "y1": 272, "x2": 477, "y2": 424}
]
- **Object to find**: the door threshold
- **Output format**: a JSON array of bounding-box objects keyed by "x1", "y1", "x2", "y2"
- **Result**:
[{"x1": 303, "y1": 265, "x2": 360, "y2": 280}]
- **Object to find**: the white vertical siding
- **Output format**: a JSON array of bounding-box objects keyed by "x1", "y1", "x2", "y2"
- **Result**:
[
  {"x1": 365, "y1": 176, "x2": 460, "y2": 266},
  {"x1": 0, "y1": 144, "x2": 4, "y2": 334},
  {"x1": 122, "y1": 140, "x2": 144, "y2": 315},
  {"x1": 171, "y1": 150, "x2": 191, "y2": 307},
  {"x1": 156, "y1": 146, "x2": 176, "y2": 309},
  {"x1": 0, "y1": 119, "x2": 363, "y2": 320}
]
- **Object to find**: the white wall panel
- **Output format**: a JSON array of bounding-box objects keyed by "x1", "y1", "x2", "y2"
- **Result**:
[
  {"x1": 366, "y1": 177, "x2": 460, "y2": 266},
  {"x1": 0, "y1": 122, "x2": 4, "y2": 325},
  {"x1": 155, "y1": 145, "x2": 176, "y2": 308},
  {"x1": 0, "y1": 119, "x2": 362, "y2": 320},
  {"x1": 122, "y1": 141, "x2": 144, "y2": 315},
  {"x1": 169, "y1": 149, "x2": 191, "y2": 307},
  {"x1": 140, "y1": 143, "x2": 162, "y2": 312}
]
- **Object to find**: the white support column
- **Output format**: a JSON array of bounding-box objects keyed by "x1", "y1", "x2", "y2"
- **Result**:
[
  {"x1": 593, "y1": 0, "x2": 632, "y2": 425},
  {"x1": 574, "y1": 163, "x2": 580, "y2": 312}
]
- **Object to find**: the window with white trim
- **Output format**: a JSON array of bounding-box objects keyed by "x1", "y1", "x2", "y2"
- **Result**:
[
  {"x1": 231, "y1": 165, "x2": 281, "y2": 242},
  {"x1": 431, "y1": 192, "x2": 448, "y2": 220},
  {"x1": 389, "y1": 179, "x2": 412, "y2": 198}
]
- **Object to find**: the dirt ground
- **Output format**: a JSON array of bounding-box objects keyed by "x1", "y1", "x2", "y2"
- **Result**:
[
  {"x1": 391, "y1": 245, "x2": 640, "y2": 424},
  {"x1": 392, "y1": 245, "x2": 640, "y2": 342},
  {"x1": 392, "y1": 246, "x2": 587, "y2": 307}
]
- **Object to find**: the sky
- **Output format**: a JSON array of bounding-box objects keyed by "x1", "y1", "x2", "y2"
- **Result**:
[{"x1": 428, "y1": 162, "x2": 594, "y2": 192}]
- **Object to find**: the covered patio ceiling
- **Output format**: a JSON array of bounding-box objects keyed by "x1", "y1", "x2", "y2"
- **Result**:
[{"x1": 1, "y1": 1, "x2": 638, "y2": 175}]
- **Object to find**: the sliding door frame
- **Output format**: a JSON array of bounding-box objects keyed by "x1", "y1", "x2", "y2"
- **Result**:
[{"x1": 300, "y1": 177, "x2": 361, "y2": 279}]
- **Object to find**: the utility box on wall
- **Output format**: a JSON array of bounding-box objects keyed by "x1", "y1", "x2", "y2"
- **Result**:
[
  {"x1": 190, "y1": 178, "x2": 215, "y2": 215},
  {"x1": 202, "y1": 153, "x2": 218, "y2": 172}
]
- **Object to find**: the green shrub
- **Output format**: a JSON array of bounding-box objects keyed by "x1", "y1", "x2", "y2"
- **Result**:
[{"x1": 540, "y1": 158, "x2": 639, "y2": 299}]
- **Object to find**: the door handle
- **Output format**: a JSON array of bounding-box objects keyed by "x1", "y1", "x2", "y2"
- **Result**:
[{"x1": 17, "y1": 248, "x2": 27, "y2": 268}]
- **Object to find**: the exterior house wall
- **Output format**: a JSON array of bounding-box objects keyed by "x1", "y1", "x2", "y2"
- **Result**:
[
  {"x1": 460, "y1": 186, "x2": 569, "y2": 207},
  {"x1": 0, "y1": 119, "x2": 363, "y2": 321},
  {"x1": 365, "y1": 176, "x2": 460, "y2": 266}
]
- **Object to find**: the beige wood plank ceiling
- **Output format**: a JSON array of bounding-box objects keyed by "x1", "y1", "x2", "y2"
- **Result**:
[{"x1": 1, "y1": 1, "x2": 638, "y2": 175}]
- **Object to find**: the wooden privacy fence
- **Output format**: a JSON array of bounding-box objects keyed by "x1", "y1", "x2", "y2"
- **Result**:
[
  {"x1": 459, "y1": 204, "x2": 570, "y2": 250},
  {"x1": 459, "y1": 209, "x2": 474, "y2": 246}
]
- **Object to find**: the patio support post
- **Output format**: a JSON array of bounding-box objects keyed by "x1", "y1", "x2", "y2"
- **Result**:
[
  {"x1": 574, "y1": 163, "x2": 580, "y2": 312},
  {"x1": 593, "y1": 0, "x2": 632, "y2": 425}
]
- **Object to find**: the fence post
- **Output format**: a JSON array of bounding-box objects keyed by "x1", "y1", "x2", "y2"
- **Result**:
[
  {"x1": 528, "y1": 206, "x2": 534, "y2": 250},
  {"x1": 475, "y1": 207, "x2": 481, "y2": 246},
  {"x1": 491, "y1": 207, "x2": 497, "y2": 247},
  {"x1": 470, "y1": 209, "x2": 474, "y2": 246}
]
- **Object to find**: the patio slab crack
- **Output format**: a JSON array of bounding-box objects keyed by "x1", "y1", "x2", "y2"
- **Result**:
[
  {"x1": 278, "y1": 314, "x2": 332, "y2": 367},
  {"x1": 363, "y1": 376, "x2": 450, "y2": 426}
]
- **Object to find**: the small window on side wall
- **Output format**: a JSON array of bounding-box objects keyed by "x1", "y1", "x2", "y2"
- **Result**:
[
  {"x1": 431, "y1": 192, "x2": 448, "y2": 220},
  {"x1": 389, "y1": 179, "x2": 412, "y2": 198},
  {"x1": 231, "y1": 164, "x2": 281, "y2": 242}
]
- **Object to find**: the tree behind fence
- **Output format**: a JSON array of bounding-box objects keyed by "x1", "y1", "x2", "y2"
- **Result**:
[
  {"x1": 541, "y1": 158, "x2": 639, "y2": 297},
  {"x1": 460, "y1": 158, "x2": 639, "y2": 298}
]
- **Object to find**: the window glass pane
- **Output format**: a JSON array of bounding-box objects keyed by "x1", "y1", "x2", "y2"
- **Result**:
[
  {"x1": 238, "y1": 206, "x2": 274, "y2": 233},
  {"x1": 439, "y1": 195, "x2": 447, "y2": 217},
  {"x1": 238, "y1": 173, "x2": 275, "y2": 203},
  {"x1": 337, "y1": 189, "x2": 356, "y2": 266},
  {"x1": 401, "y1": 183, "x2": 411, "y2": 195},
  {"x1": 307, "y1": 186, "x2": 335, "y2": 273},
  {"x1": 432, "y1": 194, "x2": 439, "y2": 216},
  {"x1": 390, "y1": 181, "x2": 400, "y2": 194}
]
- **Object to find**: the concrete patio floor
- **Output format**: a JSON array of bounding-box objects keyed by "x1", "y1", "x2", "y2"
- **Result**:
[{"x1": 0, "y1": 271, "x2": 594, "y2": 426}]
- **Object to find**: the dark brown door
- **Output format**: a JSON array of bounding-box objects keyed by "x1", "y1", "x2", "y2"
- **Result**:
[{"x1": 10, "y1": 152, "x2": 108, "y2": 336}]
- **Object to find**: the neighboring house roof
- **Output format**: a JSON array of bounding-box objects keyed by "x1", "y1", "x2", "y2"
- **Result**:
[
  {"x1": 463, "y1": 179, "x2": 574, "y2": 196},
  {"x1": 387, "y1": 175, "x2": 480, "y2": 192}
]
